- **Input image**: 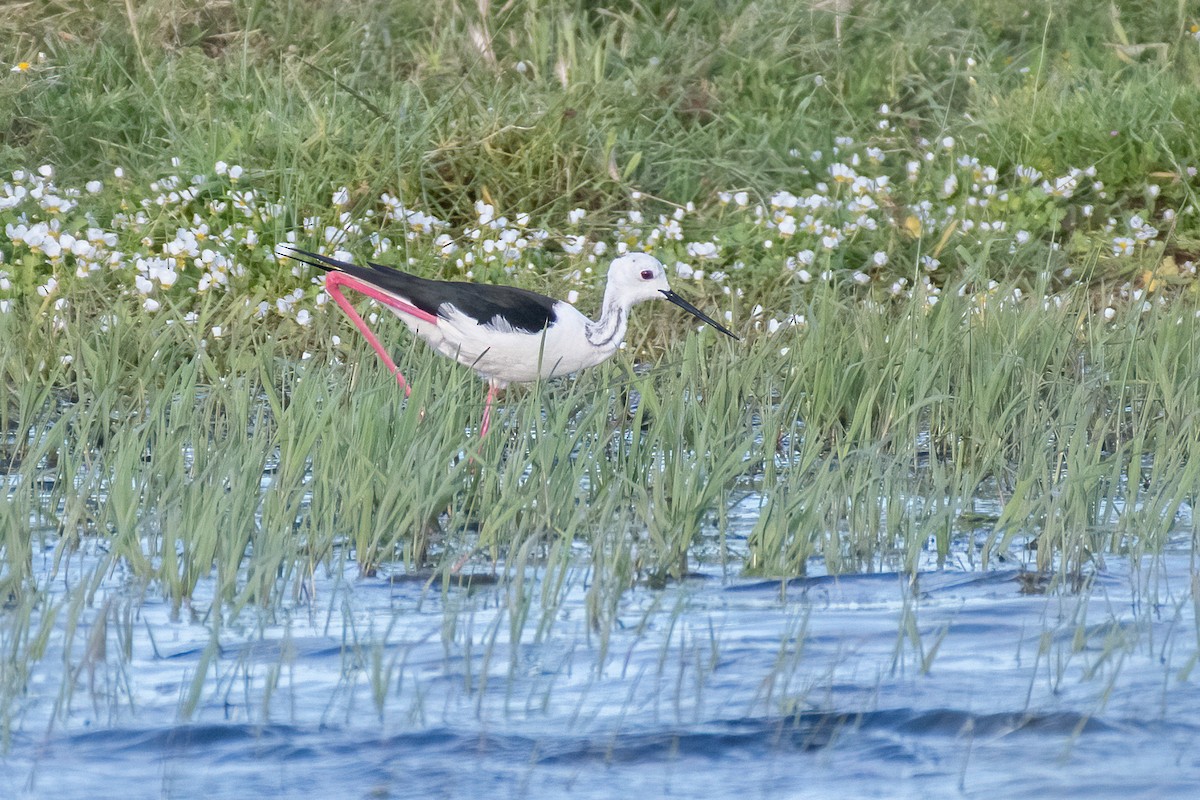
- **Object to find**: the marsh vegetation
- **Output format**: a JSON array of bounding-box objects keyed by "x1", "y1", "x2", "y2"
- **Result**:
[{"x1": 4, "y1": 0, "x2": 1200, "y2": 795}]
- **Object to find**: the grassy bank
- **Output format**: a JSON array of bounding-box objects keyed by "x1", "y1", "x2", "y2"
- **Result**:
[
  {"x1": 3, "y1": 0, "x2": 1200, "y2": 310},
  {"x1": 3, "y1": 0, "x2": 1200, "y2": 607}
]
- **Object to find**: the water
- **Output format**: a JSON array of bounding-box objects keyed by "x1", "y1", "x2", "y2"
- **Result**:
[{"x1": 3, "y1": 538, "x2": 1199, "y2": 799}]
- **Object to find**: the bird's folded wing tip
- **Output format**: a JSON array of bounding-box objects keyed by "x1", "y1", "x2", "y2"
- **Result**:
[{"x1": 274, "y1": 244, "x2": 348, "y2": 272}]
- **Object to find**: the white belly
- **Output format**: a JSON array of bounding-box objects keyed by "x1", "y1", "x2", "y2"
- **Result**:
[{"x1": 388, "y1": 302, "x2": 614, "y2": 386}]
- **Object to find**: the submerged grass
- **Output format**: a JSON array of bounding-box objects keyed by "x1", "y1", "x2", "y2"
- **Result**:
[
  {"x1": 4, "y1": 278, "x2": 1200, "y2": 606},
  {"x1": 3, "y1": 0, "x2": 1200, "y2": 745}
]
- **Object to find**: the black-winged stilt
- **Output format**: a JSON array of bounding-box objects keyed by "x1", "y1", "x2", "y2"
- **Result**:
[{"x1": 282, "y1": 246, "x2": 738, "y2": 437}]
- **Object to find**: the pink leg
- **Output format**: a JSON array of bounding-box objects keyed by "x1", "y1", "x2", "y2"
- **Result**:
[
  {"x1": 479, "y1": 383, "x2": 499, "y2": 439},
  {"x1": 324, "y1": 271, "x2": 440, "y2": 397},
  {"x1": 452, "y1": 385, "x2": 501, "y2": 569},
  {"x1": 322, "y1": 270, "x2": 498, "y2": 439}
]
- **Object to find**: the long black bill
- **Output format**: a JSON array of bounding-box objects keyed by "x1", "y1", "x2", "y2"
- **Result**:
[{"x1": 660, "y1": 290, "x2": 740, "y2": 340}]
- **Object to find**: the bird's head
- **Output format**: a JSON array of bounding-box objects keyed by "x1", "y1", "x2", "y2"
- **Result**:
[
  {"x1": 605, "y1": 253, "x2": 738, "y2": 339},
  {"x1": 606, "y1": 252, "x2": 672, "y2": 304}
]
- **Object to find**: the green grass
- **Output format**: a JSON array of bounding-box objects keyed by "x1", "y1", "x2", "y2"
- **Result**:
[
  {"x1": 5, "y1": 0, "x2": 1200, "y2": 297},
  {"x1": 4, "y1": 279, "x2": 1200, "y2": 608},
  {"x1": 4, "y1": 0, "x2": 1200, "y2": 606},
  {"x1": 5, "y1": 1, "x2": 1200, "y2": 766}
]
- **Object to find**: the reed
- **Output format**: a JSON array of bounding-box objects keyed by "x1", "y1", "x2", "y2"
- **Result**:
[{"x1": 4, "y1": 0, "x2": 1200, "y2": 740}]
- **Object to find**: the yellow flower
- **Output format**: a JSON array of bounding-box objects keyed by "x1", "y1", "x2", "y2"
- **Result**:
[{"x1": 11, "y1": 62, "x2": 31, "y2": 72}]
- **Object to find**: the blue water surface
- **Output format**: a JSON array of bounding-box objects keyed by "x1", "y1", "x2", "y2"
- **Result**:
[{"x1": 3, "y1": 542, "x2": 1199, "y2": 799}]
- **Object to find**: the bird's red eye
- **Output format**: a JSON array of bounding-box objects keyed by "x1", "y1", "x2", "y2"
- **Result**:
[{"x1": 640, "y1": 269, "x2": 655, "y2": 280}]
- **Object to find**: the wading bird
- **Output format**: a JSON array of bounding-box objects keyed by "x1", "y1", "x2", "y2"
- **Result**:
[{"x1": 282, "y1": 246, "x2": 738, "y2": 437}]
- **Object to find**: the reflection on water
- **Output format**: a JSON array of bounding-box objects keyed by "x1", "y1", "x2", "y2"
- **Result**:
[{"x1": 3, "y1": 538, "x2": 1199, "y2": 799}]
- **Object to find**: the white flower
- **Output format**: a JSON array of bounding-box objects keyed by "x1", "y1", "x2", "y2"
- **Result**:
[
  {"x1": 434, "y1": 233, "x2": 457, "y2": 255},
  {"x1": 770, "y1": 191, "x2": 798, "y2": 209},
  {"x1": 143, "y1": 298, "x2": 161, "y2": 312},
  {"x1": 567, "y1": 208, "x2": 587, "y2": 224},
  {"x1": 1041, "y1": 173, "x2": 1079, "y2": 198},
  {"x1": 85, "y1": 180, "x2": 103, "y2": 194},
  {"x1": 1111, "y1": 237, "x2": 1135, "y2": 257},
  {"x1": 296, "y1": 309, "x2": 312, "y2": 325},
  {"x1": 332, "y1": 186, "x2": 350, "y2": 206},
  {"x1": 475, "y1": 200, "x2": 495, "y2": 226},
  {"x1": 40, "y1": 195, "x2": 74, "y2": 214},
  {"x1": 37, "y1": 164, "x2": 53, "y2": 178},
  {"x1": 0, "y1": 186, "x2": 25, "y2": 210},
  {"x1": 828, "y1": 163, "x2": 857, "y2": 183},
  {"x1": 40, "y1": 237, "x2": 62, "y2": 259},
  {"x1": 1015, "y1": 165, "x2": 1041, "y2": 183}
]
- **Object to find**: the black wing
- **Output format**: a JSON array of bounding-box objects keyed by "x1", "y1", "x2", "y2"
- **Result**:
[{"x1": 283, "y1": 247, "x2": 558, "y2": 334}]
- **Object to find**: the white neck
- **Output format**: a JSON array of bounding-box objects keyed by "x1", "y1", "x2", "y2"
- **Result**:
[{"x1": 584, "y1": 295, "x2": 629, "y2": 351}]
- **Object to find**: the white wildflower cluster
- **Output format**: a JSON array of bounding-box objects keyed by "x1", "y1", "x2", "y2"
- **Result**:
[
  {"x1": 0, "y1": 162, "x2": 270, "y2": 321},
  {"x1": 0, "y1": 132, "x2": 1191, "y2": 333},
  {"x1": 456, "y1": 200, "x2": 551, "y2": 274},
  {"x1": 1109, "y1": 214, "x2": 1160, "y2": 257},
  {"x1": 696, "y1": 134, "x2": 1187, "y2": 312}
]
